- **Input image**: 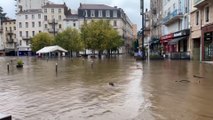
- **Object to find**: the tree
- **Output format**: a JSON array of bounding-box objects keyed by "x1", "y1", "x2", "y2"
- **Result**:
[
  {"x1": 81, "y1": 20, "x2": 123, "y2": 57},
  {"x1": 0, "y1": 6, "x2": 7, "y2": 23},
  {"x1": 55, "y1": 28, "x2": 83, "y2": 57},
  {"x1": 31, "y1": 32, "x2": 54, "y2": 52}
]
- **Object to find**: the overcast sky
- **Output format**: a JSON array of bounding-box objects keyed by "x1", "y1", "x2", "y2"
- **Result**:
[{"x1": 0, "y1": 0, "x2": 150, "y2": 30}]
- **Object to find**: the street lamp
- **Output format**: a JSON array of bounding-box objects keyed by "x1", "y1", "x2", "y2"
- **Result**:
[
  {"x1": 83, "y1": 10, "x2": 87, "y2": 57},
  {"x1": 140, "y1": 0, "x2": 145, "y2": 59}
]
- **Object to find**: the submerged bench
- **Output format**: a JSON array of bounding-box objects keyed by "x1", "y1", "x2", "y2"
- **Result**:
[{"x1": 0, "y1": 113, "x2": 11, "y2": 120}]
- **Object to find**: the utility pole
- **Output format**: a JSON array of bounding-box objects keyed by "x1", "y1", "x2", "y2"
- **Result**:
[
  {"x1": 52, "y1": 18, "x2": 56, "y2": 36},
  {"x1": 140, "y1": 0, "x2": 145, "y2": 59},
  {"x1": 83, "y1": 10, "x2": 87, "y2": 57}
]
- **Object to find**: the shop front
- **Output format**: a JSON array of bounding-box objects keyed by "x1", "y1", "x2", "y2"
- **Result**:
[
  {"x1": 202, "y1": 24, "x2": 213, "y2": 61},
  {"x1": 160, "y1": 33, "x2": 173, "y2": 58},
  {"x1": 161, "y1": 29, "x2": 190, "y2": 60}
]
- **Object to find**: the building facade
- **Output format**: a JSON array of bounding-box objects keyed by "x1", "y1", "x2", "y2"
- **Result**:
[
  {"x1": 0, "y1": 23, "x2": 4, "y2": 55},
  {"x1": 161, "y1": 0, "x2": 191, "y2": 59},
  {"x1": 149, "y1": 0, "x2": 163, "y2": 54},
  {"x1": 2, "y1": 19, "x2": 17, "y2": 56},
  {"x1": 191, "y1": 0, "x2": 213, "y2": 61},
  {"x1": 78, "y1": 4, "x2": 134, "y2": 53}
]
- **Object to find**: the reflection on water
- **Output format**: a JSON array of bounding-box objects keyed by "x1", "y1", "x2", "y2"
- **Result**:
[{"x1": 0, "y1": 56, "x2": 213, "y2": 120}]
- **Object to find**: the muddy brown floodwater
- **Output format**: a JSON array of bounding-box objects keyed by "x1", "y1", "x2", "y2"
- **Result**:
[{"x1": 0, "y1": 56, "x2": 213, "y2": 120}]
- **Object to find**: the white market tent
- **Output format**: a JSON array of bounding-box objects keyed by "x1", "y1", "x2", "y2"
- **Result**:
[{"x1": 36, "y1": 45, "x2": 68, "y2": 54}]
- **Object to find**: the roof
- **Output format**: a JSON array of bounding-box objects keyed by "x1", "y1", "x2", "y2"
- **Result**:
[
  {"x1": 36, "y1": 45, "x2": 68, "y2": 54},
  {"x1": 17, "y1": 9, "x2": 42, "y2": 14},
  {"x1": 79, "y1": 3, "x2": 118, "y2": 10},
  {"x1": 42, "y1": 3, "x2": 65, "y2": 8}
]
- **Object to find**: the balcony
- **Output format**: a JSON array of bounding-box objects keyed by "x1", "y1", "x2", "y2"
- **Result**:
[
  {"x1": 22, "y1": 36, "x2": 31, "y2": 40},
  {"x1": 48, "y1": 19, "x2": 58, "y2": 24},
  {"x1": 48, "y1": 28, "x2": 59, "y2": 33},
  {"x1": 6, "y1": 30, "x2": 15, "y2": 35},
  {"x1": 163, "y1": 9, "x2": 183, "y2": 26},
  {"x1": 6, "y1": 38, "x2": 14, "y2": 43},
  {"x1": 194, "y1": 0, "x2": 208, "y2": 8}
]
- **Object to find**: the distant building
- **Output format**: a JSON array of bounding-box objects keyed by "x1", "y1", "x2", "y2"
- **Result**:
[
  {"x1": 132, "y1": 24, "x2": 137, "y2": 40},
  {"x1": 0, "y1": 22, "x2": 4, "y2": 55},
  {"x1": 190, "y1": 0, "x2": 213, "y2": 61},
  {"x1": 2, "y1": 19, "x2": 17, "y2": 56},
  {"x1": 78, "y1": 3, "x2": 134, "y2": 53},
  {"x1": 149, "y1": 0, "x2": 163, "y2": 54},
  {"x1": 161, "y1": 0, "x2": 191, "y2": 59}
]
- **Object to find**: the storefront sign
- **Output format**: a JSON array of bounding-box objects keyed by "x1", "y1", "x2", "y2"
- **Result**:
[
  {"x1": 161, "y1": 33, "x2": 174, "y2": 40},
  {"x1": 204, "y1": 32, "x2": 212, "y2": 41},
  {"x1": 173, "y1": 29, "x2": 190, "y2": 38}
]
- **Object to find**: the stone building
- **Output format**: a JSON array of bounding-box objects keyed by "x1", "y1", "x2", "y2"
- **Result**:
[{"x1": 190, "y1": 0, "x2": 213, "y2": 61}]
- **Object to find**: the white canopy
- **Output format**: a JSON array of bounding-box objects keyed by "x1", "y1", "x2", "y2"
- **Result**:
[{"x1": 36, "y1": 45, "x2": 68, "y2": 54}]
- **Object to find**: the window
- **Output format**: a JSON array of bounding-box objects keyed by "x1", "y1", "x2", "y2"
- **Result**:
[
  {"x1": 59, "y1": 15, "x2": 62, "y2": 20},
  {"x1": 26, "y1": 40, "x2": 29, "y2": 46},
  {"x1": 19, "y1": 22, "x2": 22, "y2": 28},
  {"x1": 59, "y1": 24, "x2": 62, "y2": 29},
  {"x1": 32, "y1": 31, "x2": 35, "y2": 36},
  {"x1": 106, "y1": 10, "x2": 110, "y2": 17},
  {"x1": 84, "y1": 10, "x2": 88, "y2": 17},
  {"x1": 98, "y1": 10, "x2": 102, "y2": 17},
  {"x1": 32, "y1": 15, "x2": 35, "y2": 19},
  {"x1": 38, "y1": 14, "x2": 41, "y2": 19},
  {"x1": 26, "y1": 31, "x2": 28, "y2": 37},
  {"x1": 44, "y1": 15, "x2": 47, "y2": 21},
  {"x1": 196, "y1": 11, "x2": 199, "y2": 25},
  {"x1": 14, "y1": 27, "x2": 16, "y2": 30},
  {"x1": 51, "y1": 8, "x2": 54, "y2": 13},
  {"x1": 91, "y1": 10, "x2": 95, "y2": 17},
  {"x1": 19, "y1": 31, "x2": 22, "y2": 37},
  {"x1": 173, "y1": 3, "x2": 176, "y2": 11},
  {"x1": 38, "y1": 22, "x2": 41, "y2": 27},
  {"x1": 25, "y1": 22, "x2": 28, "y2": 28},
  {"x1": 39, "y1": 31, "x2": 41, "y2": 33},
  {"x1": 32, "y1": 22, "x2": 35, "y2": 27},
  {"x1": 58, "y1": 9, "x2": 61, "y2": 13},
  {"x1": 73, "y1": 22, "x2": 76, "y2": 27},
  {"x1": 45, "y1": 24, "x2": 47, "y2": 28},
  {"x1": 205, "y1": 6, "x2": 209, "y2": 22},
  {"x1": 20, "y1": 40, "x2": 22, "y2": 46},
  {"x1": 44, "y1": 9, "x2": 47, "y2": 13},
  {"x1": 113, "y1": 10, "x2": 117, "y2": 17},
  {"x1": 25, "y1": 15, "x2": 28, "y2": 19},
  {"x1": 113, "y1": 20, "x2": 117, "y2": 26}
]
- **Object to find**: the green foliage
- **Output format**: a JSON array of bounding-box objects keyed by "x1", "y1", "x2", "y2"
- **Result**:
[
  {"x1": 0, "y1": 6, "x2": 7, "y2": 21},
  {"x1": 31, "y1": 32, "x2": 54, "y2": 52},
  {"x1": 17, "y1": 59, "x2": 24, "y2": 66},
  {"x1": 55, "y1": 28, "x2": 83, "y2": 52},
  {"x1": 81, "y1": 20, "x2": 123, "y2": 52}
]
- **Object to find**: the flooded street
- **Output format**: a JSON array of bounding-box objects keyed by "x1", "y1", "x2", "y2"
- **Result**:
[{"x1": 0, "y1": 56, "x2": 213, "y2": 120}]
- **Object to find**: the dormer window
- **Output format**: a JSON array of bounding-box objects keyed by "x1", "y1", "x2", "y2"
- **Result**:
[
  {"x1": 98, "y1": 10, "x2": 103, "y2": 17},
  {"x1": 113, "y1": 10, "x2": 117, "y2": 17},
  {"x1": 106, "y1": 10, "x2": 110, "y2": 17},
  {"x1": 91, "y1": 10, "x2": 95, "y2": 17},
  {"x1": 84, "y1": 10, "x2": 88, "y2": 17}
]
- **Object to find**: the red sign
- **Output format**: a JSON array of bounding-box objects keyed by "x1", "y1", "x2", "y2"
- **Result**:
[{"x1": 160, "y1": 33, "x2": 174, "y2": 43}]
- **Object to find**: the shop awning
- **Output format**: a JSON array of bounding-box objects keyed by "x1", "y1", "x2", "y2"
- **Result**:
[
  {"x1": 168, "y1": 37, "x2": 187, "y2": 45},
  {"x1": 36, "y1": 45, "x2": 67, "y2": 54}
]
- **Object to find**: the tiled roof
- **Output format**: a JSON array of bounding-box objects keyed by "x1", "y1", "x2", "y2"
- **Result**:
[
  {"x1": 17, "y1": 9, "x2": 42, "y2": 14},
  {"x1": 79, "y1": 4, "x2": 118, "y2": 10},
  {"x1": 42, "y1": 3, "x2": 65, "y2": 8}
]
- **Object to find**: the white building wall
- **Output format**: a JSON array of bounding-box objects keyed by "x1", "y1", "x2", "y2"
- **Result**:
[
  {"x1": 16, "y1": 11, "x2": 43, "y2": 51},
  {"x1": 16, "y1": 0, "x2": 48, "y2": 12}
]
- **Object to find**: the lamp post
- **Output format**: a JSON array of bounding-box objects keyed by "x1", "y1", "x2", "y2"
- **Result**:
[
  {"x1": 83, "y1": 10, "x2": 87, "y2": 57},
  {"x1": 140, "y1": 0, "x2": 145, "y2": 59}
]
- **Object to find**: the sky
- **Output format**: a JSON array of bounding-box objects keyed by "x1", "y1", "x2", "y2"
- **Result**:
[{"x1": 0, "y1": 0, "x2": 150, "y2": 30}]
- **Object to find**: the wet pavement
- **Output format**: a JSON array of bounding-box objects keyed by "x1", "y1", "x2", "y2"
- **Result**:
[{"x1": 0, "y1": 56, "x2": 213, "y2": 120}]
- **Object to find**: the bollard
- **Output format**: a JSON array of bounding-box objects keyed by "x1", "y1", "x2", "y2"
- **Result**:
[
  {"x1": 55, "y1": 63, "x2": 58, "y2": 72},
  {"x1": 91, "y1": 61, "x2": 94, "y2": 68},
  {"x1": 7, "y1": 63, "x2": 9, "y2": 72}
]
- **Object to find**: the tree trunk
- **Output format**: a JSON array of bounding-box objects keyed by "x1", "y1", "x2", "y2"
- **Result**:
[
  {"x1": 98, "y1": 51, "x2": 102, "y2": 59},
  {"x1": 71, "y1": 50, "x2": 73, "y2": 57}
]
